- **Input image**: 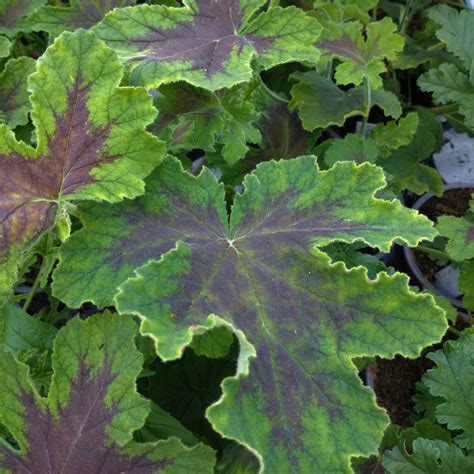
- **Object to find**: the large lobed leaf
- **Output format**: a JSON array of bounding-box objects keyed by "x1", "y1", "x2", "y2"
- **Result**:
[
  {"x1": 30, "y1": 0, "x2": 135, "y2": 38},
  {"x1": 0, "y1": 0, "x2": 45, "y2": 37},
  {"x1": 53, "y1": 156, "x2": 446, "y2": 471},
  {"x1": 93, "y1": 0, "x2": 321, "y2": 90},
  {"x1": 0, "y1": 29, "x2": 164, "y2": 297},
  {"x1": 318, "y1": 17, "x2": 404, "y2": 89},
  {"x1": 0, "y1": 312, "x2": 215, "y2": 472}
]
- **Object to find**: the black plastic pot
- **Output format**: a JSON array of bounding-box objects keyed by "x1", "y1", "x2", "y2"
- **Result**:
[{"x1": 403, "y1": 183, "x2": 474, "y2": 310}]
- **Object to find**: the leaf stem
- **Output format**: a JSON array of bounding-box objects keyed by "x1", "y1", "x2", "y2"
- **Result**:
[
  {"x1": 259, "y1": 75, "x2": 289, "y2": 105},
  {"x1": 447, "y1": 326, "x2": 461, "y2": 337},
  {"x1": 359, "y1": 77, "x2": 371, "y2": 137},
  {"x1": 430, "y1": 103, "x2": 459, "y2": 115},
  {"x1": 416, "y1": 244, "x2": 450, "y2": 260}
]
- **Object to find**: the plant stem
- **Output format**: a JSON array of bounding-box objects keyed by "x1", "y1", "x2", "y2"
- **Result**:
[
  {"x1": 426, "y1": 42, "x2": 444, "y2": 52},
  {"x1": 416, "y1": 244, "x2": 450, "y2": 260},
  {"x1": 431, "y1": 103, "x2": 459, "y2": 115},
  {"x1": 259, "y1": 75, "x2": 289, "y2": 105},
  {"x1": 22, "y1": 265, "x2": 42, "y2": 312},
  {"x1": 447, "y1": 326, "x2": 461, "y2": 337},
  {"x1": 359, "y1": 77, "x2": 371, "y2": 137}
]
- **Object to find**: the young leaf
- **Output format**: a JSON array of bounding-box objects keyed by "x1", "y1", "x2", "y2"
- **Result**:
[
  {"x1": 30, "y1": 0, "x2": 135, "y2": 38},
  {"x1": 152, "y1": 83, "x2": 261, "y2": 165},
  {"x1": 383, "y1": 438, "x2": 474, "y2": 473},
  {"x1": 0, "y1": 35, "x2": 10, "y2": 57},
  {"x1": 289, "y1": 71, "x2": 401, "y2": 131},
  {"x1": 93, "y1": 1, "x2": 321, "y2": 90},
  {"x1": 0, "y1": 312, "x2": 215, "y2": 472},
  {"x1": 0, "y1": 0, "x2": 45, "y2": 37},
  {"x1": 0, "y1": 29, "x2": 164, "y2": 293},
  {"x1": 54, "y1": 156, "x2": 446, "y2": 471},
  {"x1": 422, "y1": 333, "x2": 474, "y2": 451},
  {"x1": 0, "y1": 57, "x2": 35, "y2": 129},
  {"x1": 319, "y1": 17, "x2": 404, "y2": 89},
  {"x1": 428, "y1": 5, "x2": 474, "y2": 80}
]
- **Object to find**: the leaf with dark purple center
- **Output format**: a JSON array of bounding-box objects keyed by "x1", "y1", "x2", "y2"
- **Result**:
[
  {"x1": 0, "y1": 29, "x2": 164, "y2": 300},
  {"x1": 0, "y1": 0, "x2": 45, "y2": 37},
  {"x1": 0, "y1": 311, "x2": 215, "y2": 473},
  {"x1": 93, "y1": 0, "x2": 321, "y2": 90},
  {"x1": 53, "y1": 156, "x2": 446, "y2": 471}
]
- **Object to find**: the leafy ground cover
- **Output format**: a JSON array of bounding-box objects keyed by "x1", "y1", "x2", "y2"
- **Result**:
[{"x1": 0, "y1": 1, "x2": 473, "y2": 473}]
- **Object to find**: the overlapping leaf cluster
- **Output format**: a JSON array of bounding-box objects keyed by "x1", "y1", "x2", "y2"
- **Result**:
[{"x1": 0, "y1": 1, "x2": 463, "y2": 473}]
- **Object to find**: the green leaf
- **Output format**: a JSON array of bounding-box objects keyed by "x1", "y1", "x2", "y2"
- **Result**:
[
  {"x1": 289, "y1": 71, "x2": 401, "y2": 131},
  {"x1": 422, "y1": 333, "x2": 474, "y2": 450},
  {"x1": 216, "y1": 442, "x2": 259, "y2": 474},
  {"x1": 418, "y1": 63, "x2": 474, "y2": 128},
  {"x1": 134, "y1": 402, "x2": 201, "y2": 448},
  {"x1": 152, "y1": 83, "x2": 261, "y2": 165},
  {"x1": 437, "y1": 211, "x2": 474, "y2": 262},
  {"x1": 0, "y1": 57, "x2": 35, "y2": 129},
  {"x1": 0, "y1": 35, "x2": 10, "y2": 57},
  {"x1": 0, "y1": 312, "x2": 215, "y2": 472},
  {"x1": 0, "y1": 304, "x2": 57, "y2": 353},
  {"x1": 0, "y1": 29, "x2": 164, "y2": 297},
  {"x1": 30, "y1": 0, "x2": 135, "y2": 38},
  {"x1": 319, "y1": 17, "x2": 404, "y2": 89},
  {"x1": 54, "y1": 156, "x2": 446, "y2": 470},
  {"x1": 428, "y1": 5, "x2": 474, "y2": 80},
  {"x1": 191, "y1": 326, "x2": 234, "y2": 359},
  {"x1": 324, "y1": 133, "x2": 378, "y2": 166},
  {"x1": 93, "y1": 1, "x2": 321, "y2": 90},
  {"x1": 459, "y1": 261, "x2": 474, "y2": 311},
  {"x1": 370, "y1": 112, "x2": 419, "y2": 157},
  {"x1": 378, "y1": 111, "x2": 444, "y2": 196},
  {"x1": 383, "y1": 438, "x2": 474, "y2": 473},
  {"x1": 0, "y1": 0, "x2": 45, "y2": 37}
]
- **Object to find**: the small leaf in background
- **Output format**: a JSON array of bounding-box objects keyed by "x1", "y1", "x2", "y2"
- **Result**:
[
  {"x1": 437, "y1": 197, "x2": 474, "y2": 261},
  {"x1": 0, "y1": 29, "x2": 164, "y2": 298},
  {"x1": 54, "y1": 156, "x2": 446, "y2": 470},
  {"x1": 289, "y1": 71, "x2": 401, "y2": 131},
  {"x1": 191, "y1": 326, "x2": 234, "y2": 359},
  {"x1": 383, "y1": 438, "x2": 474, "y2": 473},
  {"x1": 459, "y1": 261, "x2": 474, "y2": 311},
  {"x1": 319, "y1": 17, "x2": 404, "y2": 89},
  {"x1": 419, "y1": 63, "x2": 474, "y2": 128},
  {"x1": 422, "y1": 333, "x2": 474, "y2": 451},
  {"x1": 0, "y1": 57, "x2": 35, "y2": 129},
  {"x1": 0, "y1": 0, "x2": 45, "y2": 37},
  {"x1": 94, "y1": 0, "x2": 321, "y2": 90},
  {"x1": 0, "y1": 312, "x2": 215, "y2": 472},
  {"x1": 0, "y1": 35, "x2": 10, "y2": 57},
  {"x1": 30, "y1": 0, "x2": 135, "y2": 38},
  {"x1": 152, "y1": 83, "x2": 261, "y2": 165},
  {"x1": 324, "y1": 133, "x2": 378, "y2": 166}
]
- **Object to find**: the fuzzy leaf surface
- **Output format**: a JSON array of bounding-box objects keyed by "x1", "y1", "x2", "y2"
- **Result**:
[
  {"x1": 422, "y1": 333, "x2": 474, "y2": 450},
  {"x1": 30, "y1": 0, "x2": 135, "y2": 37},
  {"x1": 319, "y1": 17, "x2": 404, "y2": 89},
  {"x1": 55, "y1": 156, "x2": 445, "y2": 471},
  {"x1": 290, "y1": 72, "x2": 401, "y2": 131},
  {"x1": 94, "y1": 1, "x2": 321, "y2": 90},
  {"x1": 152, "y1": 83, "x2": 261, "y2": 165},
  {"x1": 429, "y1": 5, "x2": 474, "y2": 80},
  {"x1": 0, "y1": 29, "x2": 163, "y2": 285},
  {"x1": 0, "y1": 57, "x2": 35, "y2": 129},
  {"x1": 0, "y1": 0, "x2": 45, "y2": 37},
  {"x1": 0, "y1": 312, "x2": 215, "y2": 473},
  {"x1": 382, "y1": 439, "x2": 474, "y2": 474}
]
